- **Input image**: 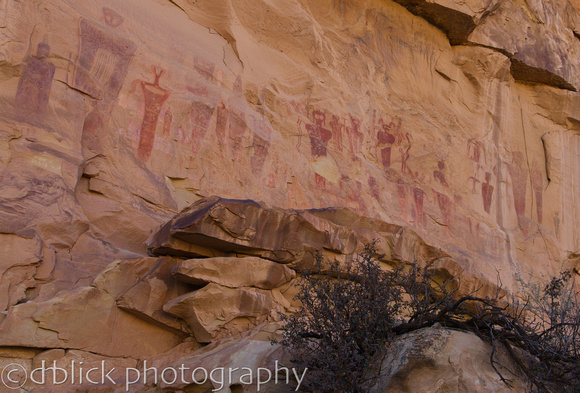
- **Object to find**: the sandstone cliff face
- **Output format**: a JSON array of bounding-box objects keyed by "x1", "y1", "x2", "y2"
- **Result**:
[{"x1": 0, "y1": 0, "x2": 578, "y2": 391}]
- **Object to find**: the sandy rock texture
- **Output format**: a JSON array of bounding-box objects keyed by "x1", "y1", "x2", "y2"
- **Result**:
[
  {"x1": 370, "y1": 326, "x2": 528, "y2": 393},
  {"x1": 0, "y1": 198, "x2": 528, "y2": 391},
  {"x1": 0, "y1": 0, "x2": 578, "y2": 391}
]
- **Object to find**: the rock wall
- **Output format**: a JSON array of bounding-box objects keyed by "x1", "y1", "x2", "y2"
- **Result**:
[{"x1": 0, "y1": 0, "x2": 579, "y2": 391}]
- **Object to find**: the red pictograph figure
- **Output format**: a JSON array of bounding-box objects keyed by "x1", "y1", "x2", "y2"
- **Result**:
[
  {"x1": 189, "y1": 101, "x2": 216, "y2": 155},
  {"x1": 330, "y1": 115, "x2": 344, "y2": 152},
  {"x1": 306, "y1": 110, "x2": 332, "y2": 157},
  {"x1": 531, "y1": 164, "x2": 544, "y2": 224},
  {"x1": 433, "y1": 160, "x2": 449, "y2": 188},
  {"x1": 481, "y1": 172, "x2": 494, "y2": 214},
  {"x1": 315, "y1": 173, "x2": 326, "y2": 190},
  {"x1": 377, "y1": 119, "x2": 396, "y2": 168},
  {"x1": 14, "y1": 42, "x2": 55, "y2": 125},
  {"x1": 506, "y1": 151, "x2": 528, "y2": 220},
  {"x1": 74, "y1": 9, "x2": 136, "y2": 154},
  {"x1": 400, "y1": 133, "x2": 413, "y2": 176},
  {"x1": 368, "y1": 176, "x2": 381, "y2": 201},
  {"x1": 435, "y1": 191, "x2": 453, "y2": 233},
  {"x1": 412, "y1": 187, "x2": 425, "y2": 226},
  {"x1": 162, "y1": 107, "x2": 172, "y2": 136},
  {"x1": 137, "y1": 67, "x2": 170, "y2": 161},
  {"x1": 346, "y1": 115, "x2": 363, "y2": 156},
  {"x1": 215, "y1": 102, "x2": 228, "y2": 146}
]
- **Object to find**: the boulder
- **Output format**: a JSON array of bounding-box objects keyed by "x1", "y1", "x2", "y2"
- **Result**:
[
  {"x1": 147, "y1": 196, "x2": 344, "y2": 265},
  {"x1": 369, "y1": 326, "x2": 528, "y2": 393}
]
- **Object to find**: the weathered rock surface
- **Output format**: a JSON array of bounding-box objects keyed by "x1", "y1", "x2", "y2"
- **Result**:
[
  {"x1": 147, "y1": 196, "x2": 346, "y2": 264},
  {"x1": 148, "y1": 196, "x2": 457, "y2": 272},
  {"x1": 115, "y1": 256, "x2": 193, "y2": 333},
  {"x1": 152, "y1": 323, "x2": 297, "y2": 392},
  {"x1": 0, "y1": 257, "x2": 186, "y2": 358},
  {"x1": 173, "y1": 256, "x2": 296, "y2": 289},
  {"x1": 394, "y1": 0, "x2": 580, "y2": 90},
  {"x1": 0, "y1": 0, "x2": 577, "y2": 314},
  {"x1": 0, "y1": 0, "x2": 578, "y2": 390},
  {"x1": 370, "y1": 326, "x2": 528, "y2": 393},
  {"x1": 164, "y1": 283, "x2": 287, "y2": 343}
]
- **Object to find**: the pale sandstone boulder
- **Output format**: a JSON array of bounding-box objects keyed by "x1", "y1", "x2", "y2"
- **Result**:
[
  {"x1": 172, "y1": 257, "x2": 296, "y2": 289},
  {"x1": 153, "y1": 323, "x2": 296, "y2": 393},
  {"x1": 163, "y1": 283, "x2": 287, "y2": 343},
  {"x1": 369, "y1": 326, "x2": 527, "y2": 393}
]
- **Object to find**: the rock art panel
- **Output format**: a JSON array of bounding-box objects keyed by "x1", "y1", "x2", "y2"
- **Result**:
[
  {"x1": 14, "y1": 42, "x2": 55, "y2": 125},
  {"x1": 506, "y1": 151, "x2": 528, "y2": 224},
  {"x1": 74, "y1": 9, "x2": 136, "y2": 154},
  {"x1": 376, "y1": 115, "x2": 401, "y2": 168},
  {"x1": 306, "y1": 109, "x2": 332, "y2": 157},
  {"x1": 136, "y1": 67, "x2": 170, "y2": 161},
  {"x1": 481, "y1": 171, "x2": 494, "y2": 213}
]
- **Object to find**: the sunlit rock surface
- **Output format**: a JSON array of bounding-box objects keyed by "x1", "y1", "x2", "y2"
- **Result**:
[{"x1": 0, "y1": 0, "x2": 578, "y2": 390}]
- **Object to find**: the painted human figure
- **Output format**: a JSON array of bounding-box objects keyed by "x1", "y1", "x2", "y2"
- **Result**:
[
  {"x1": 481, "y1": 172, "x2": 494, "y2": 214},
  {"x1": 506, "y1": 151, "x2": 528, "y2": 220},
  {"x1": 377, "y1": 119, "x2": 396, "y2": 168},
  {"x1": 399, "y1": 133, "x2": 413, "y2": 176},
  {"x1": 329, "y1": 115, "x2": 344, "y2": 152},
  {"x1": 435, "y1": 191, "x2": 453, "y2": 233},
  {"x1": 346, "y1": 115, "x2": 363, "y2": 155},
  {"x1": 306, "y1": 110, "x2": 332, "y2": 157},
  {"x1": 137, "y1": 67, "x2": 170, "y2": 161},
  {"x1": 412, "y1": 187, "x2": 425, "y2": 226},
  {"x1": 396, "y1": 179, "x2": 409, "y2": 220},
  {"x1": 75, "y1": 10, "x2": 136, "y2": 154},
  {"x1": 433, "y1": 160, "x2": 449, "y2": 188},
  {"x1": 530, "y1": 164, "x2": 544, "y2": 224},
  {"x1": 15, "y1": 42, "x2": 55, "y2": 124},
  {"x1": 228, "y1": 76, "x2": 247, "y2": 161}
]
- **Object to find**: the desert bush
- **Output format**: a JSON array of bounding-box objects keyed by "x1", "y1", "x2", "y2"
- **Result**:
[
  {"x1": 277, "y1": 243, "x2": 580, "y2": 392},
  {"x1": 276, "y1": 243, "x2": 404, "y2": 392}
]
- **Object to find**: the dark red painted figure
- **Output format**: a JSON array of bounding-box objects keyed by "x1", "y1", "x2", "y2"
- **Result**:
[
  {"x1": 15, "y1": 42, "x2": 55, "y2": 124},
  {"x1": 481, "y1": 172, "x2": 494, "y2": 214},
  {"x1": 306, "y1": 110, "x2": 332, "y2": 157},
  {"x1": 137, "y1": 67, "x2": 170, "y2": 161}
]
